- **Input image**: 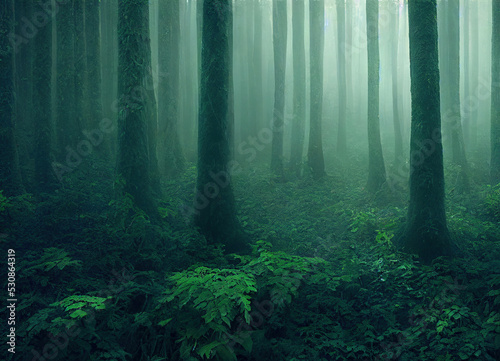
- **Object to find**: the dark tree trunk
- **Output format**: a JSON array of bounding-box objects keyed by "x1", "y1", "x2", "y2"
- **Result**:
[
  {"x1": 158, "y1": 0, "x2": 184, "y2": 178},
  {"x1": 336, "y1": 0, "x2": 347, "y2": 158},
  {"x1": 117, "y1": 0, "x2": 157, "y2": 216},
  {"x1": 290, "y1": 0, "x2": 306, "y2": 176},
  {"x1": 194, "y1": 0, "x2": 248, "y2": 254},
  {"x1": 366, "y1": 0, "x2": 386, "y2": 193},
  {"x1": 271, "y1": 0, "x2": 287, "y2": 179},
  {"x1": 396, "y1": 0, "x2": 454, "y2": 263},
  {"x1": 492, "y1": 0, "x2": 500, "y2": 184},
  {"x1": 56, "y1": 0, "x2": 76, "y2": 153},
  {"x1": 33, "y1": 0, "x2": 56, "y2": 192},
  {"x1": 0, "y1": 0, "x2": 23, "y2": 196},
  {"x1": 308, "y1": 0, "x2": 325, "y2": 180}
]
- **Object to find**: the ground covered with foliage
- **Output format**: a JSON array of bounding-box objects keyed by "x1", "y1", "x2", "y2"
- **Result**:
[{"x1": 2, "y1": 156, "x2": 500, "y2": 361}]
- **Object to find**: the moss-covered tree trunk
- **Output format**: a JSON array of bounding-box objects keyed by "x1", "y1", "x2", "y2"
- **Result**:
[
  {"x1": 336, "y1": 0, "x2": 347, "y2": 158},
  {"x1": 308, "y1": 0, "x2": 325, "y2": 180},
  {"x1": 396, "y1": 0, "x2": 454, "y2": 263},
  {"x1": 158, "y1": 0, "x2": 184, "y2": 178},
  {"x1": 366, "y1": 0, "x2": 386, "y2": 193},
  {"x1": 492, "y1": 0, "x2": 500, "y2": 184},
  {"x1": 271, "y1": 0, "x2": 287, "y2": 179},
  {"x1": 195, "y1": 0, "x2": 248, "y2": 254},
  {"x1": 0, "y1": 0, "x2": 23, "y2": 196},
  {"x1": 117, "y1": 0, "x2": 157, "y2": 216},
  {"x1": 290, "y1": 0, "x2": 306, "y2": 176}
]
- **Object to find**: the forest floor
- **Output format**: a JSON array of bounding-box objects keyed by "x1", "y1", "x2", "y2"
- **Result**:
[{"x1": 2, "y1": 154, "x2": 500, "y2": 361}]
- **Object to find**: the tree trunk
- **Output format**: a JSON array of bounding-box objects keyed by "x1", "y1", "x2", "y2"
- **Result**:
[
  {"x1": 0, "y1": 0, "x2": 23, "y2": 196},
  {"x1": 271, "y1": 0, "x2": 287, "y2": 179},
  {"x1": 308, "y1": 0, "x2": 325, "y2": 179},
  {"x1": 85, "y1": 0, "x2": 103, "y2": 136},
  {"x1": 492, "y1": 0, "x2": 500, "y2": 184},
  {"x1": 396, "y1": 0, "x2": 454, "y2": 263},
  {"x1": 33, "y1": 0, "x2": 56, "y2": 192},
  {"x1": 447, "y1": 0, "x2": 470, "y2": 192},
  {"x1": 336, "y1": 0, "x2": 347, "y2": 158},
  {"x1": 366, "y1": 0, "x2": 386, "y2": 193},
  {"x1": 391, "y1": 1, "x2": 403, "y2": 169},
  {"x1": 74, "y1": 0, "x2": 87, "y2": 133},
  {"x1": 290, "y1": 0, "x2": 306, "y2": 176},
  {"x1": 158, "y1": 0, "x2": 184, "y2": 178},
  {"x1": 194, "y1": 0, "x2": 249, "y2": 254},
  {"x1": 117, "y1": 0, "x2": 157, "y2": 216}
]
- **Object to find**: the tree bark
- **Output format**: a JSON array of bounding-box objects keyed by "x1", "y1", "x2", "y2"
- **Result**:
[
  {"x1": 117, "y1": 0, "x2": 157, "y2": 216},
  {"x1": 290, "y1": 0, "x2": 306, "y2": 176},
  {"x1": 336, "y1": 0, "x2": 347, "y2": 158},
  {"x1": 194, "y1": 0, "x2": 249, "y2": 254},
  {"x1": 366, "y1": 0, "x2": 386, "y2": 193},
  {"x1": 396, "y1": 0, "x2": 454, "y2": 263},
  {"x1": 308, "y1": 0, "x2": 325, "y2": 179},
  {"x1": 0, "y1": 0, "x2": 23, "y2": 196},
  {"x1": 271, "y1": 0, "x2": 287, "y2": 179},
  {"x1": 491, "y1": 0, "x2": 500, "y2": 184}
]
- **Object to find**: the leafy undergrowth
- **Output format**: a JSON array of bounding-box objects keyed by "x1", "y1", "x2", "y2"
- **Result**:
[{"x1": 1, "y1": 160, "x2": 500, "y2": 361}]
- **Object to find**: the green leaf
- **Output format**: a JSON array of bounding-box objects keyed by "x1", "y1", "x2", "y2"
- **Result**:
[
  {"x1": 158, "y1": 318, "x2": 172, "y2": 327},
  {"x1": 69, "y1": 309, "x2": 87, "y2": 318}
]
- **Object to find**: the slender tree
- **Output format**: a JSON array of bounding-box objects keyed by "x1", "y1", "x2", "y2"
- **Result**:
[
  {"x1": 290, "y1": 0, "x2": 306, "y2": 175},
  {"x1": 492, "y1": 0, "x2": 500, "y2": 184},
  {"x1": 85, "y1": 0, "x2": 103, "y2": 134},
  {"x1": 391, "y1": 0, "x2": 403, "y2": 169},
  {"x1": 251, "y1": 0, "x2": 263, "y2": 134},
  {"x1": 308, "y1": 0, "x2": 325, "y2": 179},
  {"x1": 336, "y1": 0, "x2": 347, "y2": 158},
  {"x1": 56, "y1": 0, "x2": 76, "y2": 152},
  {"x1": 0, "y1": 0, "x2": 23, "y2": 196},
  {"x1": 74, "y1": 0, "x2": 87, "y2": 132},
  {"x1": 158, "y1": 0, "x2": 184, "y2": 177},
  {"x1": 117, "y1": 0, "x2": 157, "y2": 215},
  {"x1": 396, "y1": 0, "x2": 454, "y2": 263},
  {"x1": 271, "y1": 0, "x2": 287, "y2": 179},
  {"x1": 366, "y1": 0, "x2": 386, "y2": 192},
  {"x1": 33, "y1": 0, "x2": 56, "y2": 192},
  {"x1": 447, "y1": 0, "x2": 470, "y2": 192},
  {"x1": 195, "y1": 0, "x2": 249, "y2": 254}
]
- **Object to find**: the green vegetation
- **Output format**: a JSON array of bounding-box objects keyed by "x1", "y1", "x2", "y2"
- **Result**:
[{"x1": 2, "y1": 161, "x2": 500, "y2": 361}]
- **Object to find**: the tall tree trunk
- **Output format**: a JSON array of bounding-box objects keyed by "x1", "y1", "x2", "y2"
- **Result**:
[
  {"x1": 0, "y1": 0, "x2": 23, "y2": 196},
  {"x1": 74, "y1": 0, "x2": 87, "y2": 133},
  {"x1": 336, "y1": 0, "x2": 347, "y2": 158},
  {"x1": 308, "y1": 0, "x2": 325, "y2": 179},
  {"x1": 56, "y1": 0, "x2": 75, "y2": 152},
  {"x1": 251, "y1": 0, "x2": 263, "y2": 135},
  {"x1": 271, "y1": 0, "x2": 287, "y2": 179},
  {"x1": 462, "y1": 0, "x2": 471, "y2": 150},
  {"x1": 85, "y1": 0, "x2": 103, "y2": 137},
  {"x1": 396, "y1": 0, "x2": 454, "y2": 263},
  {"x1": 158, "y1": 0, "x2": 184, "y2": 178},
  {"x1": 391, "y1": 1, "x2": 403, "y2": 169},
  {"x1": 469, "y1": 0, "x2": 479, "y2": 153},
  {"x1": 194, "y1": 0, "x2": 249, "y2": 254},
  {"x1": 447, "y1": 0, "x2": 470, "y2": 192},
  {"x1": 491, "y1": 0, "x2": 500, "y2": 184},
  {"x1": 366, "y1": 0, "x2": 386, "y2": 193},
  {"x1": 100, "y1": 0, "x2": 118, "y2": 159},
  {"x1": 117, "y1": 0, "x2": 157, "y2": 216},
  {"x1": 33, "y1": 0, "x2": 56, "y2": 192},
  {"x1": 290, "y1": 0, "x2": 306, "y2": 176}
]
